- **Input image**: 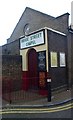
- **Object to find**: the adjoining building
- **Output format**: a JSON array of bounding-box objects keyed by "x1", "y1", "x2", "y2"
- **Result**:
[{"x1": 2, "y1": 7, "x2": 73, "y2": 95}]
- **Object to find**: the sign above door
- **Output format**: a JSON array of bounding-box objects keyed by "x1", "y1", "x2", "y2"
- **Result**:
[{"x1": 20, "y1": 31, "x2": 45, "y2": 49}]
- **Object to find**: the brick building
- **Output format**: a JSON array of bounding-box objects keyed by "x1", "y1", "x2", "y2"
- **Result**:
[{"x1": 2, "y1": 7, "x2": 73, "y2": 94}]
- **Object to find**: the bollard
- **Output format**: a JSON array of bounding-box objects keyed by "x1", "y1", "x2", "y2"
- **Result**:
[{"x1": 47, "y1": 78, "x2": 51, "y2": 102}]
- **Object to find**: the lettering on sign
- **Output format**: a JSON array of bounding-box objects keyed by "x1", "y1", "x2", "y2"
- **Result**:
[{"x1": 20, "y1": 31, "x2": 44, "y2": 49}]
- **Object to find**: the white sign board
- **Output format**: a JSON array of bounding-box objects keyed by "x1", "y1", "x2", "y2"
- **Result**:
[
  {"x1": 60, "y1": 53, "x2": 66, "y2": 67},
  {"x1": 47, "y1": 79, "x2": 51, "y2": 82},
  {"x1": 20, "y1": 31, "x2": 44, "y2": 49}
]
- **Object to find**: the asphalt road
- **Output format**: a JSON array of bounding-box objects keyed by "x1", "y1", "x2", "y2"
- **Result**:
[
  {"x1": 2, "y1": 109, "x2": 72, "y2": 119},
  {"x1": 1, "y1": 100, "x2": 73, "y2": 119}
]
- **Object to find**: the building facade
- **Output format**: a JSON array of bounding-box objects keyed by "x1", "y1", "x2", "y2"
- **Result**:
[{"x1": 2, "y1": 7, "x2": 73, "y2": 94}]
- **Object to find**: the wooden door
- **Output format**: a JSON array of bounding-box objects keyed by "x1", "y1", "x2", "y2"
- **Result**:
[{"x1": 28, "y1": 49, "x2": 38, "y2": 89}]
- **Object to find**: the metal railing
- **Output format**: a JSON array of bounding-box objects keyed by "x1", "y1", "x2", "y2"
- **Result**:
[{"x1": 2, "y1": 75, "x2": 47, "y2": 104}]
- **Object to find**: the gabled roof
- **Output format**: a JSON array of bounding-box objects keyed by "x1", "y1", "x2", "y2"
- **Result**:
[
  {"x1": 25, "y1": 7, "x2": 55, "y2": 19},
  {"x1": 8, "y1": 7, "x2": 69, "y2": 43}
]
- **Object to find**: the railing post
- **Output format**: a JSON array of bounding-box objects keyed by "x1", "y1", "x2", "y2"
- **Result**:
[{"x1": 47, "y1": 78, "x2": 51, "y2": 102}]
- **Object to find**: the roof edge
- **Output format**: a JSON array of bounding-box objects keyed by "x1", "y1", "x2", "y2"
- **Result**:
[
  {"x1": 19, "y1": 27, "x2": 66, "y2": 39},
  {"x1": 56, "y1": 12, "x2": 70, "y2": 19}
]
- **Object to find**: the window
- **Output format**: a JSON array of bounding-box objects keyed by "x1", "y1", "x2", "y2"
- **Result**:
[
  {"x1": 23, "y1": 23, "x2": 30, "y2": 35},
  {"x1": 50, "y1": 52, "x2": 58, "y2": 67},
  {"x1": 60, "y1": 53, "x2": 66, "y2": 67}
]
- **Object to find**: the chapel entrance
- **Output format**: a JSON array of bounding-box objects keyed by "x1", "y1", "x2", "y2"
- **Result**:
[{"x1": 28, "y1": 48, "x2": 38, "y2": 90}]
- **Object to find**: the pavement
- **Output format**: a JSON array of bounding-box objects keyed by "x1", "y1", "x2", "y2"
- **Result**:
[{"x1": 2, "y1": 86, "x2": 73, "y2": 108}]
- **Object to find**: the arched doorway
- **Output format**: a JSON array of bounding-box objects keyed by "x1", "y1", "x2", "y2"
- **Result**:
[{"x1": 28, "y1": 48, "x2": 38, "y2": 90}]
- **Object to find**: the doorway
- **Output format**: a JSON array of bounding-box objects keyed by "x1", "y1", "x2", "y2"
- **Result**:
[{"x1": 28, "y1": 48, "x2": 38, "y2": 90}]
